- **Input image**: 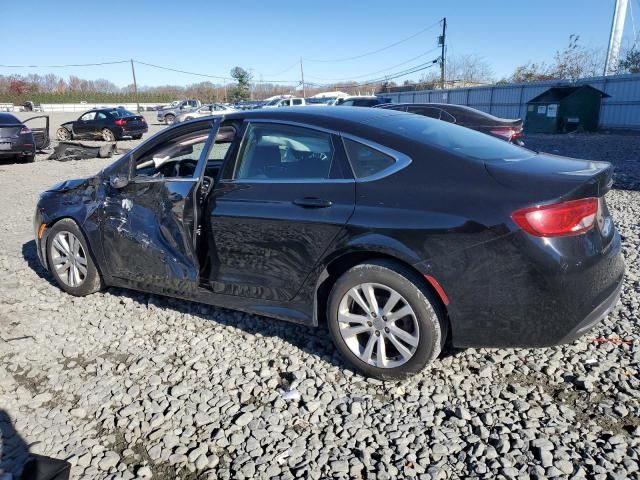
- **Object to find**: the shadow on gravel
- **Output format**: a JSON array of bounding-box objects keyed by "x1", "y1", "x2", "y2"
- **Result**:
[
  {"x1": 0, "y1": 410, "x2": 30, "y2": 478},
  {"x1": 22, "y1": 240, "x2": 57, "y2": 288},
  {"x1": 21, "y1": 240, "x2": 459, "y2": 376}
]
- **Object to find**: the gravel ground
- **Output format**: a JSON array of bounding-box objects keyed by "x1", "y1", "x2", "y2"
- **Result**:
[{"x1": 0, "y1": 132, "x2": 639, "y2": 480}]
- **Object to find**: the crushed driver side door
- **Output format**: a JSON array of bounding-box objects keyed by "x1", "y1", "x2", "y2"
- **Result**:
[{"x1": 101, "y1": 119, "x2": 221, "y2": 295}]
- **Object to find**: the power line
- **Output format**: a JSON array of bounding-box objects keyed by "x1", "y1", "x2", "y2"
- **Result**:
[
  {"x1": 309, "y1": 59, "x2": 439, "y2": 89},
  {"x1": 134, "y1": 60, "x2": 300, "y2": 83},
  {"x1": 0, "y1": 60, "x2": 129, "y2": 68},
  {"x1": 305, "y1": 19, "x2": 442, "y2": 63},
  {"x1": 306, "y1": 47, "x2": 440, "y2": 82}
]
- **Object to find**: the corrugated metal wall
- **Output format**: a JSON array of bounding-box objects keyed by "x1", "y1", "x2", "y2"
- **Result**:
[{"x1": 379, "y1": 73, "x2": 640, "y2": 129}]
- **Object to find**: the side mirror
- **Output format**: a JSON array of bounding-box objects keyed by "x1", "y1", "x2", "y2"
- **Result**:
[{"x1": 110, "y1": 174, "x2": 129, "y2": 189}]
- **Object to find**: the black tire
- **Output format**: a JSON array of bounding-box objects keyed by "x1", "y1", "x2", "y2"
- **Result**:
[
  {"x1": 132, "y1": 134, "x2": 143, "y2": 140},
  {"x1": 327, "y1": 259, "x2": 446, "y2": 380},
  {"x1": 164, "y1": 114, "x2": 175, "y2": 125},
  {"x1": 56, "y1": 127, "x2": 72, "y2": 141},
  {"x1": 101, "y1": 128, "x2": 116, "y2": 142},
  {"x1": 46, "y1": 219, "x2": 103, "y2": 296},
  {"x1": 24, "y1": 154, "x2": 35, "y2": 163}
]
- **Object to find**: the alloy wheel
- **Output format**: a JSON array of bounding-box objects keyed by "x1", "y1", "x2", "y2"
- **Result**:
[
  {"x1": 338, "y1": 283, "x2": 420, "y2": 368},
  {"x1": 102, "y1": 129, "x2": 115, "y2": 142},
  {"x1": 51, "y1": 231, "x2": 88, "y2": 287}
]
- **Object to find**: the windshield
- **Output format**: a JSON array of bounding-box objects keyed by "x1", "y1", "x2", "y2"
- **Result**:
[
  {"x1": 265, "y1": 98, "x2": 285, "y2": 106},
  {"x1": 383, "y1": 114, "x2": 534, "y2": 162}
]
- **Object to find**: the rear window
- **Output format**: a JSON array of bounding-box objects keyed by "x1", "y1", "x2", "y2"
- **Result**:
[
  {"x1": 385, "y1": 115, "x2": 533, "y2": 162},
  {"x1": 110, "y1": 109, "x2": 136, "y2": 118},
  {"x1": 0, "y1": 113, "x2": 20, "y2": 124}
]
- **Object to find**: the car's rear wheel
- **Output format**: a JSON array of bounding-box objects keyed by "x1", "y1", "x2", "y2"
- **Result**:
[
  {"x1": 101, "y1": 128, "x2": 116, "y2": 142},
  {"x1": 24, "y1": 154, "x2": 35, "y2": 163},
  {"x1": 327, "y1": 260, "x2": 445, "y2": 380},
  {"x1": 56, "y1": 127, "x2": 71, "y2": 141},
  {"x1": 165, "y1": 114, "x2": 175, "y2": 125},
  {"x1": 46, "y1": 219, "x2": 103, "y2": 296},
  {"x1": 132, "y1": 134, "x2": 142, "y2": 140}
]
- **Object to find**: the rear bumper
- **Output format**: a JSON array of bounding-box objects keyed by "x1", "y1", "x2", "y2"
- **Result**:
[
  {"x1": 431, "y1": 226, "x2": 625, "y2": 348},
  {"x1": 0, "y1": 140, "x2": 35, "y2": 157},
  {"x1": 556, "y1": 274, "x2": 623, "y2": 344}
]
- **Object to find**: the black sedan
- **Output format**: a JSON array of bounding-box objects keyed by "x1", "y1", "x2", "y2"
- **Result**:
[
  {"x1": 376, "y1": 102, "x2": 524, "y2": 144},
  {"x1": 0, "y1": 113, "x2": 50, "y2": 163},
  {"x1": 56, "y1": 108, "x2": 148, "y2": 142},
  {"x1": 34, "y1": 107, "x2": 624, "y2": 379}
]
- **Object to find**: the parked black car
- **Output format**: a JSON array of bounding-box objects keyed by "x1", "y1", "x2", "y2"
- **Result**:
[
  {"x1": 56, "y1": 108, "x2": 148, "y2": 142},
  {"x1": 336, "y1": 96, "x2": 388, "y2": 107},
  {"x1": 0, "y1": 113, "x2": 50, "y2": 162},
  {"x1": 376, "y1": 103, "x2": 524, "y2": 144},
  {"x1": 34, "y1": 107, "x2": 624, "y2": 379}
]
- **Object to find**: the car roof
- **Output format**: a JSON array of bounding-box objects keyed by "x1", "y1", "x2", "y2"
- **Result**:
[
  {"x1": 215, "y1": 106, "x2": 438, "y2": 147},
  {"x1": 0, "y1": 113, "x2": 21, "y2": 124}
]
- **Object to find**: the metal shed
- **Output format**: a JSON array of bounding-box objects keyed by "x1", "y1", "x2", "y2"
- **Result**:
[{"x1": 525, "y1": 85, "x2": 610, "y2": 133}]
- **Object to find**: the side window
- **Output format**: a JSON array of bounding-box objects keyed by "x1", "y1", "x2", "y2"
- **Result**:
[
  {"x1": 80, "y1": 112, "x2": 96, "y2": 121},
  {"x1": 134, "y1": 128, "x2": 211, "y2": 179},
  {"x1": 341, "y1": 100, "x2": 354, "y2": 106},
  {"x1": 234, "y1": 123, "x2": 334, "y2": 180},
  {"x1": 96, "y1": 112, "x2": 108, "y2": 120},
  {"x1": 292, "y1": 99, "x2": 302, "y2": 106},
  {"x1": 343, "y1": 138, "x2": 396, "y2": 179}
]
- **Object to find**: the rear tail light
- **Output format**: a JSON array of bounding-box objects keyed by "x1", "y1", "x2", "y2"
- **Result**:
[
  {"x1": 490, "y1": 127, "x2": 520, "y2": 141},
  {"x1": 512, "y1": 197, "x2": 598, "y2": 237},
  {"x1": 20, "y1": 126, "x2": 32, "y2": 134},
  {"x1": 114, "y1": 119, "x2": 127, "y2": 126}
]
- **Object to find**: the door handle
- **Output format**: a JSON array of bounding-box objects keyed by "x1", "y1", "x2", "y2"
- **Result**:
[{"x1": 293, "y1": 197, "x2": 333, "y2": 208}]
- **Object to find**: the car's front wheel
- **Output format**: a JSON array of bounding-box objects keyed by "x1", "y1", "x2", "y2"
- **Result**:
[
  {"x1": 56, "y1": 127, "x2": 71, "y2": 141},
  {"x1": 327, "y1": 260, "x2": 445, "y2": 380},
  {"x1": 46, "y1": 219, "x2": 103, "y2": 296},
  {"x1": 165, "y1": 114, "x2": 175, "y2": 125}
]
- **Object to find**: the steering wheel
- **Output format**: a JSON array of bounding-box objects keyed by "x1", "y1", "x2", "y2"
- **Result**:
[{"x1": 173, "y1": 159, "x2": 198, "y2": 177}]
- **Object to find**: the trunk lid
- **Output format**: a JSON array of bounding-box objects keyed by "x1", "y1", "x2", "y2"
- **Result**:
[{"x1": 485, "y1": 152, "x2": 613, "y2": 202}]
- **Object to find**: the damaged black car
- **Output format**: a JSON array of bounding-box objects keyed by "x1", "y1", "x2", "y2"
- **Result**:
[
  {"x1": 56, "y1": 108, "x2": 148, "y2": 142},
  {"x1": 0, "y1": 113, "x2": 50, "y2": 162},
  {"x1": 34, "y1": 107, "x2": 624, "y2": 379}
]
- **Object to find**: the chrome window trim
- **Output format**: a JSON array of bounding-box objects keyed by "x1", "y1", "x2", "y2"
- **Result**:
[
  {"x1": 224, "y1": 118, "x2": 412, "y2": 184},
  {"x1": 340, "y1": 133, "x2": 412, "y2": 182}
]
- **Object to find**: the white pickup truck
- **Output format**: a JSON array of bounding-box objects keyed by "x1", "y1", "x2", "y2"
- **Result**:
[{"x1": 262, "y1": 97, "x2": 308, "y2": 108}]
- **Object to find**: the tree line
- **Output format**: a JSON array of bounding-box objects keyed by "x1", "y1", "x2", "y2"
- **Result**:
[{"x1": 2, "y1": 36, "x2": 640, "y2": 104}]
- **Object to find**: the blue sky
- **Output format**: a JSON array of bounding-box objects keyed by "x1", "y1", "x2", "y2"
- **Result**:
[{"x1": 1, "y1": 0, "x2": 636, "y2": 87}]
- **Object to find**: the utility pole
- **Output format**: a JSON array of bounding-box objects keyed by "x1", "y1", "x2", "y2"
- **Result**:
[
  {"x1": 300, "y1": 58, "x2": 306, "y2": 97},
  {"x1": 130, "y1": 59, "x2": 140, "y2": 113},
  {"x1": 439, "y1": 18, "x2": 447, "y2": 90},
  {"x1": 604, "y1": 0, "x2": 629, "y2": 75},
  {"x1": 223, "y1": 79, "x2": 228, "y2": 103}
]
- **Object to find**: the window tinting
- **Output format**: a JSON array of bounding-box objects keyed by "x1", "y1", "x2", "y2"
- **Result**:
[
  {"x1": 385, "y1": 115, "x2": 534, "y2": 162},
  {"x1": 235, "y1": 123, "x2": 334, "y2": 180},
  {"x1": 110, "y1": 109, "x2": 136, "y2": 118},
  {"x1": 343, "y1": 138, "x2": 395, "y2": 178}
]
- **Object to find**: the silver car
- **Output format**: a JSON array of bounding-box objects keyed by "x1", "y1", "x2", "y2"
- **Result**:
[{"x1": 175, "y1": 104, "x2": 236, "y2": 123}]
